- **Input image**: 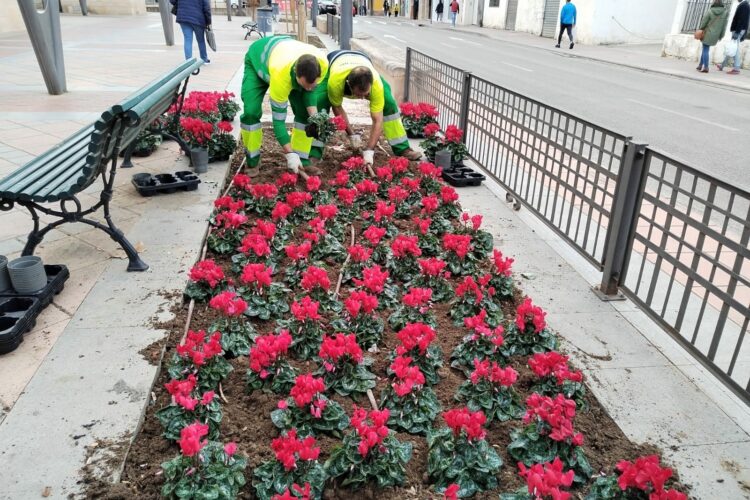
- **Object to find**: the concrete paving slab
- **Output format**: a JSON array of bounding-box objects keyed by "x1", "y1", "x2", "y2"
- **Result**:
[{"x1": 0, "y1": 325, "x2": 167, "y2": 500}]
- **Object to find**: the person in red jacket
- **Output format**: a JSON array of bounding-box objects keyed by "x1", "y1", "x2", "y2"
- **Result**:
[{"x1": 449, "y1": 0, "x2": 459, "y2": 27}]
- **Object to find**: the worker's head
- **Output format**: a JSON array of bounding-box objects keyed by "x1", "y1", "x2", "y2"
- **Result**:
[
  {"x1": 346, "y1": 67, "x2": 374, "y2": 98},
  {"x1": 295, "y1": 54, "x2": 322, "y2": 91},
  {"x1": 712, "y1": 0, "x2": 723, "y2": 5}
]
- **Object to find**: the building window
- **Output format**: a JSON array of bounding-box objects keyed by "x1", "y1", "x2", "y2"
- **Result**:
[{"x1": 489, "y1": 0, "x2": 499, "y2": 6}]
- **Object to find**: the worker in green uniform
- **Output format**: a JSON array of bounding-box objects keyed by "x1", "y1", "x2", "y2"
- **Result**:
[
  {"x1": 239, "y1": 35, "x2": 329, "y2": 174},
  {"x1": 307, "y1": 50, "x2": 421, "y2": 165}
]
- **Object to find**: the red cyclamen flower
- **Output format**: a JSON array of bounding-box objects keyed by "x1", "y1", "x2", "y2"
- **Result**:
[{"x1": 209, "y1": 291, "x2": 248, "y2": 317}]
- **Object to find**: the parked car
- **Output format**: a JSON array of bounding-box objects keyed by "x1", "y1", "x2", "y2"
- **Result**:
[{"x1": 318, "y1": 0, "x2": 337, "y2": 15}]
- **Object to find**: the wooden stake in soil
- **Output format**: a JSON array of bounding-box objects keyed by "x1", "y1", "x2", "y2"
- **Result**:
[
  {"x1": 333, "y1": 226, "x2": 356, "y2": 299},
  {"x1": 366, "y1": 389, "x2": 379, "y2": 410}
]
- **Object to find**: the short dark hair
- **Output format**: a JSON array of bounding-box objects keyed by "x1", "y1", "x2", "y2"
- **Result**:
[
  {"x1": 347, "y1": 66, "x2": 373, "y2": 93},
  {"x1": 296, "y1": 54, "x2": 321, "y2": 84}
]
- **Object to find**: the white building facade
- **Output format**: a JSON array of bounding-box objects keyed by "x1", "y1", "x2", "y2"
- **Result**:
[{"x1": 451, "y1": 0, "x2": 680, "y2": 46}]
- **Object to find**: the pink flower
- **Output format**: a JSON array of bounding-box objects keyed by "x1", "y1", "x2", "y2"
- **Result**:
[{"x1": 224, "y1": 442, "x2": 237, "y2": 457}]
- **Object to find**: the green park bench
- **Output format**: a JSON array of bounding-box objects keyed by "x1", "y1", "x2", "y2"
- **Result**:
[{"x1": 0, "y1": 58, "x2": 203, "y2": 272}]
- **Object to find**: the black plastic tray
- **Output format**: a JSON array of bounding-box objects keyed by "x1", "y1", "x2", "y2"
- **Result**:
[
  {"x1": 442, "y1": 166, "x2": 486, "y2": 187},
  {"x1": 0, "y1": 297, "x2": 42, "y2": 355},
  {"x1": 0, "y1": 264, "x2": 69, "y2": 308},
  {"x1": 132, "y1": 171, "x2": 201, "y2": 197}
]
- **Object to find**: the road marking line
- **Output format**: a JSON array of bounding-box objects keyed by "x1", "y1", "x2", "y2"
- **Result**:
[
  {"x1": 366, "y1": 20, "x2": 372, "y2": 24},
  {"x1": 627, "y1": 99, "x2": 739, "y2": 132},
  {"x1": 384, "y1": 34, "x2": 407, "y2": 43},
  {"x1": 377, "y1": 21, "x2": 386, "y2": 24},
  {"x1": 501, "y1": 61, "x2": 533, "y2": 72},
  {"x1": 147, "y1": 23, "x2": 163, "y2": 28},
  {"x1": 449, "y1": 36, "x2": 481, "y2": 46}
]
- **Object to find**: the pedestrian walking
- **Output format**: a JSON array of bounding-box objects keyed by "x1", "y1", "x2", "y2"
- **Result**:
[
  {"x1": 394, "y1": 3, "x2": 399, "y2": 16},
  {"x1": 383, "y1": 0, "x2": 389, "y2": 16},
  {"x1": 717, "y1": 0, "x2": 749, "y2": 74},
  {"x1": 555, "y1": 0, "x2": 576, "y2": 49},
  {"x1": 696, "y1": 0, "x2": 729, "y2": 73},
  {"x1": 170, "y1": 0, "x2": 212, "y2": 63},
  {"x1": 449, "y1": 0, "x2": 459, "y2": 27},
  {"x1": 435, "y1": 0, "x2": 443, "y2": 21}
]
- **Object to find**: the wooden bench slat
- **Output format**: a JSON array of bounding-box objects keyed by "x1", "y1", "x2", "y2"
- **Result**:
[
  {"x1": 111, "y1": 59, "x2": 199, "y2": 116},
  {"x1": 13, "y1": 149, "x2": 90, "y2": 201},
  {"x1": 0, "y1": 125, "x2": 94, "y2": 194}
]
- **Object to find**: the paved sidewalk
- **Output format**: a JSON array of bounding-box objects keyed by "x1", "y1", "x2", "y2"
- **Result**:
[
  {"x1": 0, "y1": 13, "x2": 245, "y2": 423},
  {"x1": 363, "y1": 17, "x2": 750, "y2": 92}
]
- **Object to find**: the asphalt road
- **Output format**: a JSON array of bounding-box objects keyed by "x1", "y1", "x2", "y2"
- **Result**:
[{"x1": 352, "y1": 19, "x2": 750, "y2": 191}]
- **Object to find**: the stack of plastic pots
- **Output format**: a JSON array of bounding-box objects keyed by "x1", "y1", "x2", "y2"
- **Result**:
[
  {"x1": 0, "y1": 255, "x2": 11, "y2": 292},
  {"x1": 8, "y1": 256, "x2": 48, "y2": 293}
]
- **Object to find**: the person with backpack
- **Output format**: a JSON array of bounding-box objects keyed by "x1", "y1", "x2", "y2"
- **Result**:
[
  {"x1": 170, "y1": 0, "x2": 212, "y2": 63},
  {"x1": 449, "y1": 0, "x2": 459, "y2": 27},
  {"x1": 555, "y1": 0, "x2": 576, "y2": 49},
  {"x1": 435, "y1": 0, "x2": 444, "y2": 22},
  {"x1": 239, "y1": 36, "x2": 328, "y2": 175},
  {"x1": 696, "y1": 0, "x2": 729, "y2": 73},
  {"x1": 717, "y1": 0, "x2": 749, "y2": 74}
]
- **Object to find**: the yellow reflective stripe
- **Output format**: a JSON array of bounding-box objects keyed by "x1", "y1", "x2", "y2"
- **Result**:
[
  {"x1": 383, "y1": 117, "x2": 408, "y2": 146},
  {"x1": 241, "y1": 127, "x2": 263, "y2": 155},
  {"x1": 291, "y1": 127, "x2": 313, "y2": 160}
]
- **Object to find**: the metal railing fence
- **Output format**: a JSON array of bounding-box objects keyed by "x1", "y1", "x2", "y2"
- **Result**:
[
  {"x1": 681, "y1": 0, "x2": 731, "y2": 33},
  {"x1": 327, "y1": 13, "x2": 341, "y2": 42},
  {"x1": 404, "y1": 47, "x2": 750, "y2": 405}
]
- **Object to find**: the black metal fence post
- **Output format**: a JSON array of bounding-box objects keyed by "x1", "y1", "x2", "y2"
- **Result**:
[
  {"x1": 595, "y1": 140, "x2": 647, "y2": 299},
  {"x1": 404, "y1": 47, "x2": 412, "y2": 102},
  {"x1": 458, "y1": 71, "x2": 472, "y2": 133}
]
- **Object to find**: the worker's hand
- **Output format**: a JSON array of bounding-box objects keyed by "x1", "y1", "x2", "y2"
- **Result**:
[
  {"x1": 349, "y1": 134, "x2": 362, "y2": 149},
  {"x1": 285, "y1": 152, "x2": 302, "y2": 173},
  {"x1": 362, "y1": 150, "x2": 375, "y2": 165}
]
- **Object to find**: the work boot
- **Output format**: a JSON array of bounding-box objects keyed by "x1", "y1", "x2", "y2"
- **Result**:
[
  {"x1": 569, "y1": 42, "x2": 574, "y2": 49},
  {"x1": 555, "y1": 44, "x2": 561, "y2": 48},
  {"x1": 246, "y1": 165, "x2": 260, "y2": 177},
  {"x1": 400, "y1": 148, "x2": 422, "y2": 161}
]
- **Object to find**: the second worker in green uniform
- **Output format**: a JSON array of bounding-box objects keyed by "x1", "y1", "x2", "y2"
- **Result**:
[{"x1": 307, "y1": 50, "x2": 421, "y2": 165}]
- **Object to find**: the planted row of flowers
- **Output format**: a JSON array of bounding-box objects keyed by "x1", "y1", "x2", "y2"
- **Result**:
[{"x1": 150, "y1": 125, "x2": 686, "y2": 499}]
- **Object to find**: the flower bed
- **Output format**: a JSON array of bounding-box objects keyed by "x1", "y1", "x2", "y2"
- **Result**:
[{"x1": 91, "y1": 128, "x2": 687, "y2": 500}]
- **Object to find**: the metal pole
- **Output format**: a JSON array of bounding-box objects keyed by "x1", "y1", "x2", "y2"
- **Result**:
[
  {"x1": 404, "y1": 47, "x2": 412, "y2": 102},
  {"x1": 595, "y1": 140, "x2": 647, "y2": 299},
  {"x1": 79, "y1": 0, "x2": 88, "y2": 15},
  {"x1": 158, "y1": 0, "x2": 175, "y2": 46},
  {"x1": 312, "y1": 0, "x2": 318, "y2": 27},
  {"x1": 17, "y1": 0, "x2": 67, "y2": 95},
  {"x1": 341, "y1": 0, "x2": 352, "y2": 49},
  {"x1": 458, "y1": 71, "x2": 471, "y2": 133},
  {"x1": 226, "y1": 0, "x2": 232, "y2": 21}
]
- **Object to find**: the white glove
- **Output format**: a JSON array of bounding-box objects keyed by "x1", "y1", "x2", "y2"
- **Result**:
[
  {"x1": 349, "y1": 134, "x2": 362, "y2": 149},
  {"x1": 362, "y1": 150, "x2": 375, "y2": 165},
  {"x1": 285, "y1": 152, "x2": 302, "y2": 173}
]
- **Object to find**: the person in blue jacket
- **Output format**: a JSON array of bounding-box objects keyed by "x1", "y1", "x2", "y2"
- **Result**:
[
  {"x1": 556, "y1": 0, "x2": 576, "y2": 50},
  {"x1": 170, "y1": 0, "x2": 212, "y2": 63}
]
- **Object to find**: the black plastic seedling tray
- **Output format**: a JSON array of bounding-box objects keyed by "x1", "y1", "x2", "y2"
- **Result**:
[
  {"x1": 0, "y1": 297, "x2": 42, "y2": 355},
  {"x1": 0, "y1": 264, "x2": 70, "y2": 308},
  {"x1": 442, "y1": 166, "x2": 486, "y2": 187},
  {"x1": 132, "y1": 171, "x2": 201, "y2": 197}
]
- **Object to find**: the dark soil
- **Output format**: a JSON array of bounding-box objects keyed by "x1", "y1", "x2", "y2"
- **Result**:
[{"x1": 86, "y1": 129, "x2": 685, "y2": 499}]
